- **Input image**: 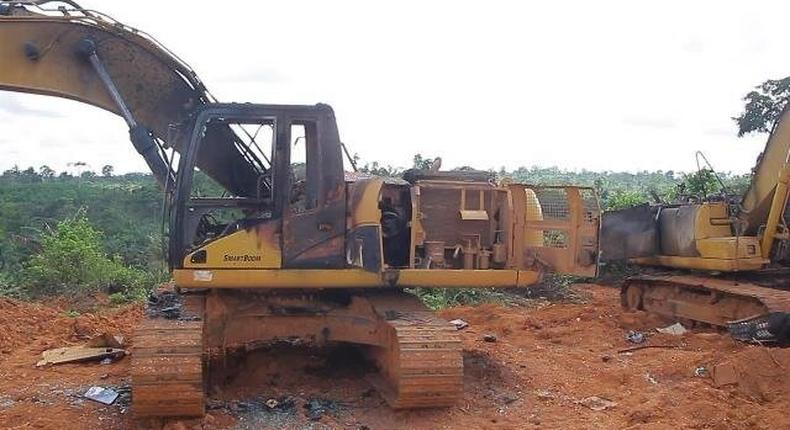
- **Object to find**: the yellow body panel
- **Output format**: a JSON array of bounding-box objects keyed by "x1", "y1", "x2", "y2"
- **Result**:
[
  {"x1": 696, "y1": 237, "x2": 760, "y2": 260},
  {"x1": 694, "y1": 202, "x2": 732, "y2": 239},
  {"x1": 631, "y1": 255, "x2": 767, "y2": 271},
  {"x1": 183, "y1": 223, "x2": 281, "y2": 269},
  {"x1": 644, "y1": 201, "x2": 772, "y2": 272},
  {"x1": 349, "y1": 178, "x2": 383, "y2": 227},
  {"x1": 174, "y1": 268, "x2": 542, "y2": 289}
]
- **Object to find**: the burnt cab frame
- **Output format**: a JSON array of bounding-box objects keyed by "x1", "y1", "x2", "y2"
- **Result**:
[{"x1": 169, "y1": 103, "x2": 347, "y2": 270}]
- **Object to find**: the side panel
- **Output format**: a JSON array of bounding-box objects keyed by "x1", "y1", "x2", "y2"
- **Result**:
[
  {"x1": 600, "y1": 205, "x2": 659, "y2": 261},
  {"x1": 182, "y1": 222, "x2": 281, "y2": 269},
  {"x1": 514, "y1": 185, "x2": 600, "y2": 277}
]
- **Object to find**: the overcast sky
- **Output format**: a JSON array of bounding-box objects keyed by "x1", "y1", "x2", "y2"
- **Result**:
[{"x1": 2, "y1": 0, "x2": 789, "y2": 175}]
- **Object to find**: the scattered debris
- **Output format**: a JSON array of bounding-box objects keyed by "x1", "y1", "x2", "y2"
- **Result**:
[
  {"x1": 36, "y1": 331, "x2": 128, "y2": 366},
  {"x1": 83, "y1": 386, "x2": 119, "y2": 405},
  {"x1": 656, "y1": 322, "x2": 688, "y2": 336},
  {"x1": 0, "y1": 397, "x2": 14, "y2": 410},
  {"x1": 483, "y1": 334, "x2": 497, "y2": 342},
  {"x1": 36, "y1": 345, "x2": 126, "y2": 367},
  {"x1": 617, "y1": 344, "x2": 677, "y2": 354},
  {"x1": 727, "y1": 313, "x2": 790, "y2": 345},
  {"x1": 694, "y1": 366, "x2": 708, "y2": 377},
  {"x1": 303, "y1": 398, "x2": 340, "y2": 421},
  {"x1": 534, "y1": 389, "x2": 555, "y2": 400},
  {"x1": 577, "y1": 396, "x2": 617, "y2": 411},
  {"x1": 146, "y1": 290, "x2": 199, "y2": 320},
  {"x1": 499, "y1": 392, "x2": 520, "y2": 405},
  {"x1": 86, "y1": 332, "x2": 125, "y2": 349},
  {"x1": 449, "y1": 318, "x2": 469, "y2": 330},
  {"x1": 626, "y1": 330, "x2": 646, "y2": 344}
]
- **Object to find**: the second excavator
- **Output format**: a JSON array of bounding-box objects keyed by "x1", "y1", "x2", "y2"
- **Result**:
[{"x1": 602, "y1": 88, "x2": 790, "y2": 344}]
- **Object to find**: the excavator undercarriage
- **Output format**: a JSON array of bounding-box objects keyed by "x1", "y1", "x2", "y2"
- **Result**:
[
  {"x1": 131, "y1": 289, "x2": 465, "y2": 417},
  {"x1": 621, "y1": 275, "x2": 790, "y2": 343}
]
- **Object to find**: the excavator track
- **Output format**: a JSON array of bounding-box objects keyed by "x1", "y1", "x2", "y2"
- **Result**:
[
  {"x1": 367, "y1": 294, "x2": 464, "y2": 408},
  {"x1": 131, "y1": 296, "x2": 206, "y2": 418},
  {"x1": 621, "y1": 275, "x2": 790, "y2": 342}
]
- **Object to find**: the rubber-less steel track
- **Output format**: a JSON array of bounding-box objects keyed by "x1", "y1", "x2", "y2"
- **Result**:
[
  {"x1": 131, "y1": 318, "x2": 205, "y2": 418},
  {"x1": 368, "y1": 299, "x2": 464, "y2": 408},
  {"x1": 621, "y1": 275, "x2": 790, "y2": 326}
]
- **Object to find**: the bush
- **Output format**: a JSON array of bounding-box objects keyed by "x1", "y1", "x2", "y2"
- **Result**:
[
  {"x1": 23, "y1": 213, "x2": 157, "y2": 300},
  {"x1": 604, "y1": 189, "x2": 647, "y2": 211}
]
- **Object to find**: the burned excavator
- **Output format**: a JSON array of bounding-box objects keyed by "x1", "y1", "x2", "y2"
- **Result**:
[
  {"x1": 0, "y1": 1, "x2": 601, "y2": 418},
  {"x1": 602, "y1": 96, "x2": 790, "y2": 343}
]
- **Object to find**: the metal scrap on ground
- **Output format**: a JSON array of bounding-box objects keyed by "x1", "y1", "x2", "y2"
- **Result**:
[
  {"x1": 83, "y1": 386, "x2": 119, "y2": 405},
  {"x1": 36, "y1": 332, "x2": 127, "y2": 366}
]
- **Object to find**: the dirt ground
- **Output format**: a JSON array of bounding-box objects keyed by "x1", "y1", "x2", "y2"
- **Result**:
[{"x1": 0, "y1": 284, "x2": 788, "y2": 430}]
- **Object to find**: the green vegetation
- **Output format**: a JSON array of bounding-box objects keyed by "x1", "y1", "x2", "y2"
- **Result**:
[
  {"x1": 0, "y1": 162, "x2": 755, "y2": 318},
  {"x1": 0, "y1": 160, "x2": 750, "y2": 302},
  {"x1": 0, "y1": 167, "x2": 165, "y2": 300},
  {"x1": 733, "y1": 76, "x2": 790, "y2": 137},
  {"x1": 25, "y1": 213, "x2": 160, "y2": 301}
]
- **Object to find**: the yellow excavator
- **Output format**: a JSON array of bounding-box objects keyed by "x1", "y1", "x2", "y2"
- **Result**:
[
  {"x1": 0, "y1": 1, "x2": 600, "y2": 418},
  {"x1": 602, "y1": 96, "x2": 790, "y2": 344}
]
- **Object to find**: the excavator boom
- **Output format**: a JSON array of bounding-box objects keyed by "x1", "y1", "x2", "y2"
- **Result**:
[{"x1": 0, "y1": 1, "x2": 263, "y2": 196}]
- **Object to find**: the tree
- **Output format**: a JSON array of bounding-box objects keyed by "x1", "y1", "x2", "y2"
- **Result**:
[
  {"x1": 733, "y1": 77, "x2": 790, "y2": 137},
  {"x1": 412, "y1": 153, "x2": 438, "y2": 170},
  {"x1": 39, "y1": 165, "x2": 55, "y2": 179},
  {"x1": 679, "y1": 169, "x2": 720, "y2": 198},
  {"x1": 2, "y1": 165, "x2": 20, "y2": 178},
  {"x1": 101, "y1": 165, "x2": 114, "y2": 177}
]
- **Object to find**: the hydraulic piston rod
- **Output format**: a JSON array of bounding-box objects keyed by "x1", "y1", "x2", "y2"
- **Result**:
[{"x1": 74, "y1": 38, "x2": 172, "y2": 188}]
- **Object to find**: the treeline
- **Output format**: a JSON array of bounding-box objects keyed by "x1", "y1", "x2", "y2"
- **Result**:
[
  {"x1": 0, "y1": 159, "x2": 752, "y2": 300},
  {"x1": 359, "y1": 154, "x2": 753, "y2": 210}
]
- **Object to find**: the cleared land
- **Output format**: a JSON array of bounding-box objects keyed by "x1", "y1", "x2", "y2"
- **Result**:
[{"x1": 0, "y1": 284, "x2": 787, "y2": 430}]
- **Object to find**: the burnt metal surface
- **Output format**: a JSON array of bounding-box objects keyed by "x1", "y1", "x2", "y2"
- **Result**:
[
  {"x1": 600, "y1": 205, "x2": 659, "y2": 261},
  {"x1": 170, "y1": 103, "x2": 346, "y2": 268},
  {"x1": 347, "y1": 225, "x2": 383, "y2": 272},
  {"x1": 402, "y1": 169, "x2": 496, "y2": 184},
  {"x1": 657, "y1": 206, "x2": 700, "y2": 257}
]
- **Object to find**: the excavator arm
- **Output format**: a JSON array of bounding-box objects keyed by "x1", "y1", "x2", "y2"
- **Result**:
[
  {"x1": 739, "y1": 104, "x2": 790, "y2": 255},
  {"x1": 0, "y1": 1, "x2": 264, "y2": 197}
]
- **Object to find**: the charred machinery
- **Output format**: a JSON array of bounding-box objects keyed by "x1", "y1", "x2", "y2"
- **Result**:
[
  {"x1": 602, "y1": 103, "x2": 790, "y2": 343},
  {"x1": 0, "y1": 1, "x2": 600, "y2": 418}
]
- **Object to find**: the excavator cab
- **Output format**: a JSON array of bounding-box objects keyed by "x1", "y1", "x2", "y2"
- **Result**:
[{"x1": 169, "y1": 103, "x2": 347, "y2": 271}]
